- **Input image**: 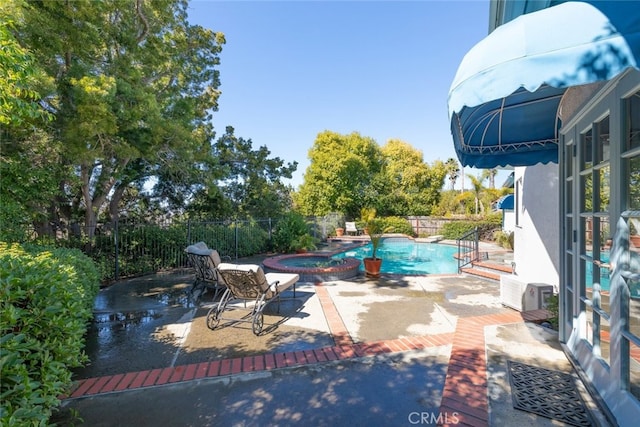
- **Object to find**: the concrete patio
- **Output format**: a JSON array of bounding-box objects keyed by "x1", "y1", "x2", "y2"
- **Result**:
[{"x1": 52, "y1": 251, "x2": 612, "y2": 426}]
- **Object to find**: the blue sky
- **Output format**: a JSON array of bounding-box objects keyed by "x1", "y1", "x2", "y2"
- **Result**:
[{"x1": 187, "y1": 0, "x2": 509, "y2": 189}]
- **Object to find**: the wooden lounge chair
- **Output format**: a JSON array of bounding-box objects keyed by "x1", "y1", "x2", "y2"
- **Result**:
[
  {"x1": 185, "y1": 242, "x2": 230, "y2": 301},
  {"x1": 206, "y1": 263, "x2": 299, "y2": 335}
]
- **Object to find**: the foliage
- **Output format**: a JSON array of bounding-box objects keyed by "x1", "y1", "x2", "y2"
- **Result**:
[
  {"x1": 377, "y1": 140, "x2": 447, "y2": 216},
  {"x1": 321, "y1": 212, "x2": 345, "y2": 239},
  {"x1": 361, "y1": 208, "x2": 387, "y2": 259},
  {"x1": 546, "y1": 294, "x2": 559, "y2": 330},
  {"x1": 432, "y1": 190, "x2": 466, "y2": 216},
  {"x1": 1, "y1": 130, "x2": 68, "y2": 237},
  {"x1": 108, "y1": 220, "x2": 271, "y2": 280},
  {"x1": 294, "y1": 131, "x2": 384, "y2": 219},
  {"x1": 291, "y1": 234, "x2": 318, "y2": 252},
  {"x1": 10, "y1": 0, "x2": 228, "y2": 233},
  {"x1": 0, "y1": 242, "x2": 99, "y2": 426},
  {"x1": 188, "y1": 126, "x2": 297, "y2": 219},
  {"x1": 466, "y1": 173, "x2": 486, "y2": 215},
  {"x1": 271, "y1": 212, "x2": 311, "y2": 253},
  {"x1": 481, "y1": 168, "x2": 498, "y2": 189},
  {"x1": 0, "y1": 12, "x2": 52, "y2": 127},
  {"x1": 494, "y1": 230, "x2": 514, "y2": 249},
  {"x1": 2, "y1": 0, "x2": 300, "y2": 238},
  {"x1": 233, "y1": 221, "x2": 270, "y2": 257},
  {"x1": 445, "y1": 158, "x2": 460, "y2": 191},
  {"x1": 440, "y1": 216, "x2": 502, "y2": 240},
  {"x1": 380, "y1": 216, "x2": 415, "y2": 236},
  {"x1": 2, "y1": 0, "x2": 295, "y2": 241},
  {"x1": 0, "y1": 201, "x2": 29, "y2": 243},
  {"x1": 294, "y1": 133, "x2": 448, "y2": 218}
]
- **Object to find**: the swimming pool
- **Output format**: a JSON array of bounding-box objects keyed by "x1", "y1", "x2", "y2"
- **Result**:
[
  {"x1": 332, "y1": 237, "x2": 459, "y2": 275},
  {"x1": 584, "y1": 251, "x2": 640, "y2": 297}
]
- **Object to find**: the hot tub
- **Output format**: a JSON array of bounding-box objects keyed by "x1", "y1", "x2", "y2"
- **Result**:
[{"x1": 262, "y1": 253, "x2": 361, "y2": 283}]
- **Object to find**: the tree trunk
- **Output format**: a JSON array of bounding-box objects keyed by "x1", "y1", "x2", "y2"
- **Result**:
[{"x1": 109, "y1": 184, "x2": 127, "y2": 223}]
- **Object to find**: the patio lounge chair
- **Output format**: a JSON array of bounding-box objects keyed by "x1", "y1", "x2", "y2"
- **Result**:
[
  {"x1": 185, "y1": 242, "x2": 230, "y2": 300},
  {"x1": 206, "y1": 263, "x2": 299, "y2": 335},
  {"x1": 345, "y1": 221, "x2": 361, "y2": 236}
]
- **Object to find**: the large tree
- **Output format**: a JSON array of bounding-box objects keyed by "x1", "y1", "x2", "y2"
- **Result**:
[
  {"x1": 187, "y1": 126, "x2": 297, "y2": 219},
  {"x1": 378, "y1": 140, "x2": 447, "y2": 216},
  {"x1": 12, "y1": 0, "x2": 225, "y2": 236},
  {"x1": 294, "y1": 133, "x2": 448, "y2": 218},
  {"x1": 294, "y1": 131, "x2": 384, "y2": 219}
]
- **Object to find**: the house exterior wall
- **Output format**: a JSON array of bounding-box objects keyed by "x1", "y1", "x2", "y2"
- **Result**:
[
  {"x1": 512, "y1": 164, "x2": 560, "y2": 289},
  {"x1": 501, "y1": 210, "x2": 515, "y2": 233}
]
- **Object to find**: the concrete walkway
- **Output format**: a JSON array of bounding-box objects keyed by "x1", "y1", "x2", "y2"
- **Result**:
[{"x1": 53, "y1": 267, "x2": 612, "y2": 426}]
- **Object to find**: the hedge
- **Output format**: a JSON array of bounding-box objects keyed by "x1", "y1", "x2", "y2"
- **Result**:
[
  {"x1": 440, "y1": 216, "x2": 502, "y2": 240},
  {"x1": 0, "y1": 242, "x2": 100, "y2": 426}
]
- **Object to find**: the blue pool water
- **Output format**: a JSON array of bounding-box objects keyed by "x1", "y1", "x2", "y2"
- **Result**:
[
  {"x1": 332, "y1": 237, "x2": 459, "y2": 275},
  {"x1": 585, "y1": 251, "x2": 640, "y2": 297}
]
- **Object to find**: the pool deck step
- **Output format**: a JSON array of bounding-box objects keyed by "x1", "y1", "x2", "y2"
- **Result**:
[
  {"x1": 472, "y1": 260, "x2": 513, "y2": 274},
  {"x1": 461, "y1": 261, "x2": 513, "y2": 282}
]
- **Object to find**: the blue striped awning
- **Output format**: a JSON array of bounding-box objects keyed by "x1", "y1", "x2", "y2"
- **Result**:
[{"x1": 448, "y1": 1, "x2": 640, "y2": 168}]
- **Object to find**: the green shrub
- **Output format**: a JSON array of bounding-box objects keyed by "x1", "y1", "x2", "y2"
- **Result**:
[
  {"x1": 188, "y1": 221, "x2": 270, "y2": 258},
  {"x1": 546, "y1": 294, "x2": 559, "y2": 329},
  {"x1": 234, "y1": 221, "x2": 269, "y2": 257},
  {"x1": 440, "y1": 217, "x2": 502, "y2": 240},
  {"x1": 494, "y1": 230, "x2": 514, "y2": 249},
  {"x1": 0, "y1": 242, "x2": 100, "y2": 426},
  {"x1": 272, "y1": 212, "x2": 310, "y2": 253},
  {"x1": 381, "y1": 216, "x2": 415, "y2": 236}
]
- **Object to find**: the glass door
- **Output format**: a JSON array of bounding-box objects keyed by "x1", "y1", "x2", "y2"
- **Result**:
[{"x1": 560, "y1": 70, "x2": 640, "y2": 424}]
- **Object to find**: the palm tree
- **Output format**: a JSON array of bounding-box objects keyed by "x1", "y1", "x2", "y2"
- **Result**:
[
  {"x1": 481, "y1": 168, "x2": 497, "y2": 189},
  {"x1": 467, "y1": 173, "x2": 486, "y2": 215},
  {"x1": 445, "y1": 158, "x2": 460, "y2": 191}
]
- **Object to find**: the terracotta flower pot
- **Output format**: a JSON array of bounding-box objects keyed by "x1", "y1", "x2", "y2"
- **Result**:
[
  {"x1": 336, "y1": 227, "x2": 344, "y2": 237},
  {"x1": 364, "y1": 257, "x2": 382, "y2": 278}
]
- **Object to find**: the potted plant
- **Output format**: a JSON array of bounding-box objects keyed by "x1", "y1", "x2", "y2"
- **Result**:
[
  {"x1": 361, "y1": 207, "x2": 385, "y2": 278},
  {"x1": 291, "y1": 233, "x2": 318, "y2": 253}
]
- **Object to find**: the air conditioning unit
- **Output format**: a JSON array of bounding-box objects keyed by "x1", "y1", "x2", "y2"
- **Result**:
[{"x1": 500, "y1": 275, "x2": 554, "y2": 311}]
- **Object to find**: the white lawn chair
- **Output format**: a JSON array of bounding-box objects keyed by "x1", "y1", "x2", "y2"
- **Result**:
[
  {"x1": 206, "y1": 263, "x2": 299, "y2": 335},
  {"x1": 345, "y1": 221, "x2": 361, "y2": 236}
]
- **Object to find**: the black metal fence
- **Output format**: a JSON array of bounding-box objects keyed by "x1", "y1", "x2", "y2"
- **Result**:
[
  {"x1": 21, "y1": 215, "x2": 342, "y2": 284},
  {"x1": 13, "y1": 213, "x2": 456, "y2": 284}
]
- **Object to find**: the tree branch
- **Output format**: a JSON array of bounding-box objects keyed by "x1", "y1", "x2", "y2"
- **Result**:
[{"x1": 135, "y1": 0, "x2": 149, "y2": 44}]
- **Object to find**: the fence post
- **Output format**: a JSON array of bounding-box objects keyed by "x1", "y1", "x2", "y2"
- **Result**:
[
  {"x1": 234, "y1": 220, "x2": 239, "y2": 259},
  {"x1": 474, "y1": 227, "x2": 480, "y2": 261},
  {"x1": 114, "y1": 219, "x2": 119, "y2": 280},
  {"x1": 187, "y1": 219, "x2": 191, "y2": 244}
]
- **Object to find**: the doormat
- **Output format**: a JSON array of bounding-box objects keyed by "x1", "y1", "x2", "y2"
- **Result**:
[{"x1": 507, "y1": 360, "x2": 594, "y2": 427}]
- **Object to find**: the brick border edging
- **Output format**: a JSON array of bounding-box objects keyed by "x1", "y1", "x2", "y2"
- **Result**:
[{"x1": 64, "y1": 332, "x2": 455, "y2": 399}]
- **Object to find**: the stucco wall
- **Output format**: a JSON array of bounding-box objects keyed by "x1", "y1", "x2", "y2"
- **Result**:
[
  {"x1": 502, "y1": 210, "x2": 515, "y2": 233},
  {"x1": 512, "y1": 164, "x2": 560, "y2": 289}
]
